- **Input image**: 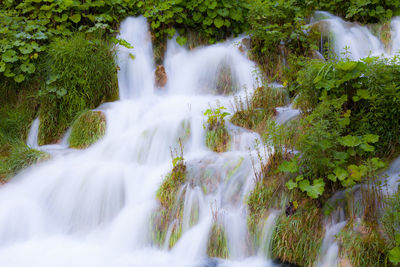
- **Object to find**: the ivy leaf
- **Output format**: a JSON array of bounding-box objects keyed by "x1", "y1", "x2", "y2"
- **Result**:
[
  {"x1": 217, "y1": 8, "x2": 229, "y2": 17},
  {"x1": 2, "y1": 50, "x2": 18, "y2": 63},
  {"x1": 20, "y1": 62, "x2": 35, "y2": 74},
  {"x1": 214, "y1": 17, "x2": 225, "y2": 28},
  {"x1": 339, "y1": 135, "x2": 362, "y2": 147},
  {"x1": 14, "y1": 74, "x2": 25, "y2": 83},
  {"x1": 70, "y1": 14, "x2": 81, "y2": 23}
]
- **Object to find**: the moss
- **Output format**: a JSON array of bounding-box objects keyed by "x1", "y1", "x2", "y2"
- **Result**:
[
  {"x1": 153, "y1": 161, "x2": 187, "y2": 247},
  {"x1": 0, "y1": 143, "x2": 49, "y2": 181},
  {"x1": 68, "y1": 110, "x2": 106, "y2": 149},
  {"x1": 337, "y1": 221, "x2": 388, "y2": 266},
  {"x1": 207, "y1": 223, "x2": 229, "y2": 259},
  {"x1": 38, "y1": 33, "x2": 118, "y2": 145},
  {"x1": 271, "y1": 206, "x2": 324, "y2": 267}
]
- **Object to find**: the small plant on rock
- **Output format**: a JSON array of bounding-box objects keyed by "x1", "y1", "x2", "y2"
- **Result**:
[{"x1": 204, "y1": 106, "x2": 230, "y2": 153}]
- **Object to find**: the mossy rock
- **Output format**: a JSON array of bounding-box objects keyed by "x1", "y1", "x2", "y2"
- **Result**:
[
  {"x1": 207, "y1": 222, "x2": 229, "y2": 259},
  {"x1": 271, "y1": 206, "x2": 324, "y2": 267},
  {"x1": 68, "y1": 110, "x2": 106, "y2": 149},
  {"x1": 337, "y1": 221, "x2": 389, "y2": 267},
  {"x1": 0, "y1": 143, "x2": 49, "y2": 181},
  {"x1": 215, "y1": 57, "x2": 239, "y2": 95}
]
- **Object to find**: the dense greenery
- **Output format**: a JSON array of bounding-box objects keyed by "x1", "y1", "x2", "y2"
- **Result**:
[{"x1": 204, "y1": 106, "x2": 230, "y2": 152}]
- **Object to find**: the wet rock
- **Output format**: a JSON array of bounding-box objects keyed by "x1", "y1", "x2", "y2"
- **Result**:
[
  {"x1": 285, "y1": 201, "x2": 297, "y2": 216},
  {"x1": 155, "y1": 65, "x2": 167, "y2": 88},
  {"x1": 215, "y1": 57, "x2": 239, "y2": 95}
]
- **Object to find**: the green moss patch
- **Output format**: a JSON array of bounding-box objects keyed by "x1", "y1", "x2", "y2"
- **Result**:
[{"x1": 68, "y1": 110, "x2": 106, "y2": 149}]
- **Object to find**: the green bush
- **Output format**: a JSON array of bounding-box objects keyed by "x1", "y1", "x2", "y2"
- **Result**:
[
  {"x1": 38, "y1": 33, "x2": 118, "y2": 145},
  {"x1": 68, "y1": 110, "x2": 106, "y2": 149},
  {"x1": 204, "y1": 107, "x2": 230, "y2": 152},
  {"x1": 207, "y1": 222, "x2": 229, "y2": 258}
]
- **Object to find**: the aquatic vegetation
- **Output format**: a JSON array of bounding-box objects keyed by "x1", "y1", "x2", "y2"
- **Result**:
[{"x1": 68, "y1": 110, "x2": 106, "y2": 149}]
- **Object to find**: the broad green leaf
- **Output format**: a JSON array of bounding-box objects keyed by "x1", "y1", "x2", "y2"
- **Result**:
[
  {"x1": 20, "y1": 62, "x2": 35, "y2": 74},
  {"x1": 334, "y1": 167, "x2": 348, "y2": 181},
  {"x1": 339, "y1": 135, "x2": 362, "y2": 147},
  {"x1": 193, "y1": 12, "x2": 202, "y2": 22},
  {"x1": 214, "y1": 17, "x2": 225, "y2": 28},
  {"x1": 295, "y1": 175, "x2": 304, "y2": 182},
  {"x1": 363, "y1": 134, "x2": 379, "y2": 144},
  {"x1": 19, "y1": 46, "x2": 33, "y2": 54},
  {"x1": 328, "y1": 174, "x2": 337, "y2": 182},
  {"x1": 360, "y1": 143, "x2": 375, "y2": 152},
  {"x1": 278, "y1": 159, "x2": 298, "y2": 173},
  {"x1": 298, "y1": 180, "x2": 310, "y2": 192},
  {"x1": 307, "y1": 179, "x2": 325, "y2": 199},
  {"x1": 389, "y1": 247, "x2": 400, "y2": 264},
  {"x1": 14, "y1": 74, "x2": 25, "y2": 83},
  {"x1": 336, "y1": 61, "x2": 359, "y2": 71},
  {"x1": 217, "y1": 8, "x2": 229, "y2": 17},
  {"x1": 176, "y1": 36, "x2": 187, "y2": 46},
  {"x1": 2, "y1": 50, "x2": 18, "y2": 63},
  {"x1": 70, "y1": 14, "x2": 81, "y2": 23}
]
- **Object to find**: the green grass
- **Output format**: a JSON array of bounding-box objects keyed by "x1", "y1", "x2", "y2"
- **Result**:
[
  {"x1": 207, "y1": 223, "x2": 229, "y2": 258},
  {"x1": 205, "y1": 127, "x2": 230, "y2": 153},
  {"x1": 68, "y1": 110, "x2": 106, "y2": 149},
  {"x1": 0, "y1": 143, "x2": 49, "y2": 181},
  {"x1": 38, "y1": 33, "x2": 118, "y2": 145},
  {"x1": 337, "y1": 221, "x2": 388, "y2": 266},
  {"x1": 271, "y1": 206, "x2": 324, "y2": 267},
  {"x1": 152, "y1": 160, "x2": 187, "y2": 247}
]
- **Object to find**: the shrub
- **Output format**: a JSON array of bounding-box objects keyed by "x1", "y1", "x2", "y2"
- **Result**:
[
  {"x1": 204, "y1": 107, "x2": 230, "y2": 152},
  {"x1": 38, "y1": 33, "x2": 118, "y2": 145},
  {"x1": 68, "y1": 110, "x2": 106, "y2": 149}
]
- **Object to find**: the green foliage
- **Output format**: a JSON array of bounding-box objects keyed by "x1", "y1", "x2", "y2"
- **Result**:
[
  {"x1": 68, "y1": 110, "x2": 106, "y2": 149},
  {"x1": 38, "y1": 33, "x2": 118, "y2": 145},
  {"x1": 271, "y1": 206, "x2": 324, "y2": 266},
  {"x1": 316, "y1": 0, "x2": 400, "y2": 23},
  {"x1": 295, "y1": 57, "x2": 400, "y2": 156},
  {"x1": 143, "y1": 0, "x2": 249, "y2": 47},
  {"x1": 204, "y1": 106, "x2": 230, "y2": 152},
  {"x1": 0, "y1": 0, "x2": 139, "y2": 83},
  {"x1": 247, "y1": 0, "x2": 318, "y2": 80}
]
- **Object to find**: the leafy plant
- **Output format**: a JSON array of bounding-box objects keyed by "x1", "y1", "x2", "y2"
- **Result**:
[{"x1": 204, "y1": 106, "x2": 230, "y2": 152}]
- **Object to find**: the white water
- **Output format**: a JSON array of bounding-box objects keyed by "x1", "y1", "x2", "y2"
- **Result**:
[
  {"x1": 1, "y1": 17, "x2": 278, "y2": 267},
  {"x1": 314, "y1": 11, "x2": 400, "y2": 60},
  {"x1": 26, "y1": 118, "x2": 39, "y2": 149}
]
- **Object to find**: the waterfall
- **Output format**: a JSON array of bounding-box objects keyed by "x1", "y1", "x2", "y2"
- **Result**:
[
  {"x1": 26, "y1": 118, "x2": 39, "y2": 149},
  {"x1": 0, "y1": 17, "x2": 278, "y2": 267},
  {"x1": 313, "y1": 11, "x2": 400, "y2": 60}
]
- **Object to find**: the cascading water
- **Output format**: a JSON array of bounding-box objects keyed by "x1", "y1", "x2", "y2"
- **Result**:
[
  {"x1": 0, "y1": 17, "x2": 278, "y2": 267},
  {"x1": 313, "y1": 11, "x2": 400, "y2": 60}
]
